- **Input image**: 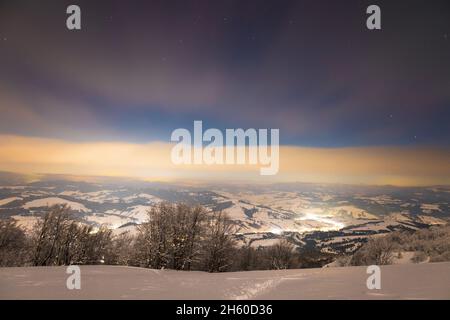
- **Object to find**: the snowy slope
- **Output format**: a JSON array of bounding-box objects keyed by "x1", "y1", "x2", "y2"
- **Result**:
[
  {"x1": 0, "y1": 263, "x2": 449, "y2": 299},
  {"x1": 23, "y1": 197, "x2": 91, "y2": 212}
]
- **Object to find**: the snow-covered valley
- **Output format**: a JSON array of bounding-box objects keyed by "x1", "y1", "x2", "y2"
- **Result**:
[{"x1": 0, "y1": 173, "x2": 449, "y2": 255}]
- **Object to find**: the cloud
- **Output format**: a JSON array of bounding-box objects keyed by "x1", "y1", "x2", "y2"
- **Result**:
[
  {"x1": 1, "y1": 1, "x2": 449, "y2": 146},
  {"x1": 0, "y1": 81, "x2": 115, "y2": 140},
  {"x1": 0, "y1": 135, "x2": 448, "y2": 186}
]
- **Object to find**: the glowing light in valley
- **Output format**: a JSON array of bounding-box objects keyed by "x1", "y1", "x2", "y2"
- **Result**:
[
  {"x1": 270, "y1": 227, "x2": 283, "y2": 235},
  {"x1": 265, "y1": 210, "x2": 345, "y2": 235},
  {"x1": 296, "y1": 211, "x2": 345, "y2": 231}
]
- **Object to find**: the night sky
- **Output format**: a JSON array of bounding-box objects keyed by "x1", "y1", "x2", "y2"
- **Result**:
[{"x1": 0, "y1": 0, "x2": 449, "y2": 183}]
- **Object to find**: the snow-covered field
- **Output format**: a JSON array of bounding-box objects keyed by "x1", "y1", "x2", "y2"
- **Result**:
[
  {"x1": 23, "y1": 197, "x2": 91, "y2": 212},
  {"x1": 1, "y1": 263, "x2": 449, "y2": 299}
]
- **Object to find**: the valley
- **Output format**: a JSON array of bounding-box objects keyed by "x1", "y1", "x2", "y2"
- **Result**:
[{"x1": 1, "y1": 172, "x2": 448, "y2": 256}]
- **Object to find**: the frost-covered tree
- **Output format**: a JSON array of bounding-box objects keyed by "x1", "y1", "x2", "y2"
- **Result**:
[
  {"x1": 266, "y1": 239, "x2": 296, "y2": 269},
  {"x1": 134, "y1": 202, "x2": 207, "y2": 270},
  {"x1": 0, "y1": 219, "x2": 30, "y2": 266},
  {"x1": 32, "y1": 205, "x2": 72, "y2": 266},
  {"x1": 202, "y1": 211, "x2": 235, "y2": 272},
  {"x1": 31, "y1": 205, "x2": 113, "y2": 266},
  {"x1": 350, "y1": 237, "x2": 394, "y2": 266}
]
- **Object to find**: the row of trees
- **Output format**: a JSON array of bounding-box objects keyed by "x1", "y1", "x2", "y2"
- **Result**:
[
  {"x1": 32, "y1": 206, "x2": 113, "y2": 266},
  {"x1": 1, "y1": 203, "x2": 338, "y2": 271},
  {"x1": 349, "y1": 236, "x2": 395, "y2": 266},
  {"x1": 104, "y1": 203, "x2": 319, "y2": 271},
  {"x1": 131, "y1": 203, "x2": 235, "y2": 272},
  {"x1": 0, "y1": 206, "x2": 113, "y2": 267},
  {"x1": 351, "y1": 224, "x2": 450, "y2": 266}
]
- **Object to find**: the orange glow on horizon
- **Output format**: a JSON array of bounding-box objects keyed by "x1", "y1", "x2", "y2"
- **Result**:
[{"x1": 0, "y1": 135, "x2": 448, "y2": 186}]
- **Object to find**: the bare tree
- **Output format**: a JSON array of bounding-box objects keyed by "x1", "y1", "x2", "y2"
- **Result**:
[
  {"x1": 133, "y1": 203, "x2": 171, "y2": 268},
  {"x1": 234, "y1": 245, "x2": 259, "y2": 271},
  {"x1": 202, "y1": 211, "x2": 235, "y2": 272},
  {"x1": 78, "y1": 226, "x2": 112, "y2": 264},
  {"x1": 32, "y1": 205, "x2": 71, "y2": 266},
  {"x1": 166, "y1": 203, "x2": 206, "y2": 270},
  {"x1": 266, "y1": 239, "x2": 296, "y2": 269},
  {"x1": 0, "y1": 219, "x2": 29, "y2": 266},
  {"x1": 105, "y1": 231, "x2": 136, "y2": 265},
  {"x1": 351, "y1": 237, "x2": 394, "y2": 266},
  {"x1": 31, "y1": 205, "x2": 113, "y2": 266},
  {"x1": 133, "y1": 203, "x2": 207, "y2": 270}
]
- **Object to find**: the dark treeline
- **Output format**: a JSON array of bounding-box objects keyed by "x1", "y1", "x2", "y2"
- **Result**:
[{"x1": 0, "y1": 203, "x2": 325, "y2": 272}]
